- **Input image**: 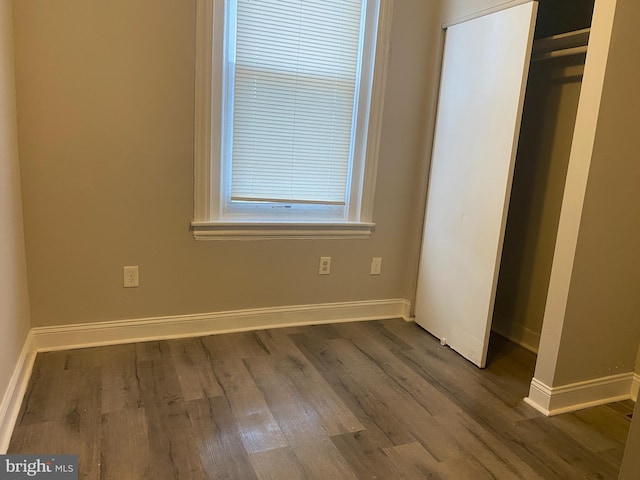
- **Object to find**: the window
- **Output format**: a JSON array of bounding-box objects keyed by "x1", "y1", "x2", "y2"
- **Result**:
[{"x1": 193, "y1": 0, "x2": 391, "y2": 239}]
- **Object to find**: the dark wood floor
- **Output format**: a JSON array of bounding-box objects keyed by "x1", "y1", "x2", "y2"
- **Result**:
[{"x1": 9, "y1": 319, "x2": 632, "y2": 479}]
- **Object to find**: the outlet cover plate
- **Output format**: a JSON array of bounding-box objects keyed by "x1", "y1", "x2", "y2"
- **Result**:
[
  {"x1": 319, "y1": 257, "x2": 331, "y2": 275},
  {"x1": 123, "y1": 265, "x2": 139, "y2": 287}
]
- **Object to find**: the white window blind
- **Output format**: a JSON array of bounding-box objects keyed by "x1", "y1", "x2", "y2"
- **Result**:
[{"x1": 227, "y1": 0, "x2": 365, "y2": 206}]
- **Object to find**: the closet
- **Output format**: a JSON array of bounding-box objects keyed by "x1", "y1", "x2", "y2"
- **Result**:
[
  {"x1": 492, "y1": 0, "x2": 594, "y2": 354},
  {"x1": 414, "y1": 0, "x2": 596, "y2": 368}
]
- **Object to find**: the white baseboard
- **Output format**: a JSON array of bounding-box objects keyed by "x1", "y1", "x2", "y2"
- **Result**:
[
  {"x1": 525, "y1": 373, "x2": 635, "y2": 416},
  {"x1": 32, "y1": 298, "x2": 412, "y2": 352},
  {"x1": 0, "y1": 332, "x2": 37, "y2": 454},
  {"x1": 491, "y1": 320, "x2": 540, "y2": 353}
]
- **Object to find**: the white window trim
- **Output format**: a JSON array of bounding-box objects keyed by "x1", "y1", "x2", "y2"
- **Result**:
[{"x1": 192, "y1": 0, "x2": 393, "y2": 240}]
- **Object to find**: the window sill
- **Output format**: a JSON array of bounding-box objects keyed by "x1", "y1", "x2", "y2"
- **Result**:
[{"x1": 191, "y1": 221, "x2": 375, "y2": 240}]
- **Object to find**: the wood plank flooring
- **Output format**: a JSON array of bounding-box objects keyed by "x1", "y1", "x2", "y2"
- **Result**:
[{"x1": 9, "y1": 319, "x2": 633, "y2": 479}]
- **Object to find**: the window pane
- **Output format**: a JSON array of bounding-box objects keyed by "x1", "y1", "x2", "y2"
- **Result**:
[{"x1": 229, "y1": 0, "x2": 364, "y2": 205}]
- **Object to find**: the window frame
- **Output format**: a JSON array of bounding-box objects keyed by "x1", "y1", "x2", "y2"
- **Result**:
[{"x1": 192, "y1": 0, "x2": 393, "y2": 240}]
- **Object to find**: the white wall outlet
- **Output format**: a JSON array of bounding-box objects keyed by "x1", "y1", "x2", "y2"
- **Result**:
[
  {"x1": 123, "y1": 265, "x2": 139, "y2": 287},
  {"x1": 370, "y1": 257, "x2": 382, "y2": 275},
  {"x1": 319, "y1": 256, "x2": 331, "y2": 275}
]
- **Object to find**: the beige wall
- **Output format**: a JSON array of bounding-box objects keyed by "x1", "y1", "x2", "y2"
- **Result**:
[
  {"x1": 0, "y1": 0, "x2": 30, "y2": 402},
  {"x1": 442, "y1": 0, "x2": 518, "y2": 25},
  {"x1": 550, "y1": 0, "x2": 640, "y2": 385},
  {"x1": 12, "y1": 0, "x2": 443, "y2": 327}
]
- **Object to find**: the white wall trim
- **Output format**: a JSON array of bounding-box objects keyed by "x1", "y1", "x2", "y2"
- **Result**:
[
  {"x1": 358, "y1": 0, "x2": 393, "y2": 223},
  {"x1": 191, "y1": 221, "x2": 375, "y2": 240},
  {"x1": 525, "y1": 373, "x2": 635, "y2": 416},
  {"x1": 32, "y1": 299, "x2": 412, "y2": 352},
  {"x1": 0, "y1": 332, "x2": 36, "y2": 453}
]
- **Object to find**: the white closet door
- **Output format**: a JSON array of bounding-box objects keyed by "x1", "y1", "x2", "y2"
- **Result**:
[{"x1": 415, "y1": 2, "x2": 538, "y2": 368}]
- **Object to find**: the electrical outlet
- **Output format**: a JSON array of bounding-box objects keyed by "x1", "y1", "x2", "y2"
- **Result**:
[
  {"x1": 319, "y1": 256, "x2": 331, "y2": 275},
  {"x1": 370, "y1": 257, "x2": 382, "y2": 275},
  {"x1": 123, "y1": 265, "x2": 139, "y2": 287}
]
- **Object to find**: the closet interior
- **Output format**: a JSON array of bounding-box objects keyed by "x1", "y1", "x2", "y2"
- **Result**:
[{"x1": 490, "y1": 0, "x2": 596, "y2": 355}]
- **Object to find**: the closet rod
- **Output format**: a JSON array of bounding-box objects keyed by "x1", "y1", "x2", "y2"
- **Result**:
[
  {"x1": 531, "y1": 28, "x2": 590, "y2": 62},
  {"x1": 532, "y1": 45, "x2": 587, "y2": 62},
  {"x1": 533, "y1": 27, "x2": 590, "y2": 53}
]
